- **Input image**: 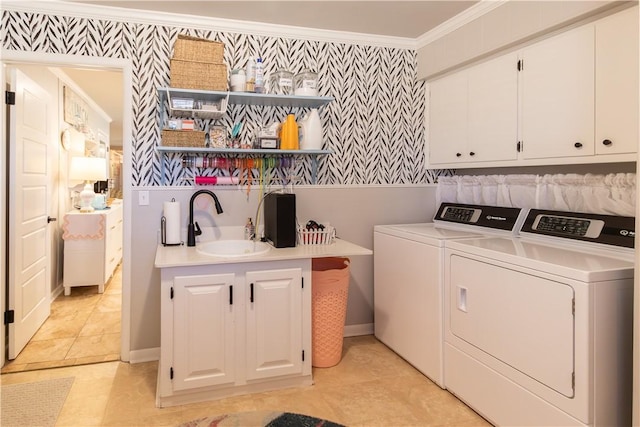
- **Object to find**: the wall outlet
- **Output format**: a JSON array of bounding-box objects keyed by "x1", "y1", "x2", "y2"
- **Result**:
[{"x1": 138, "y1": 191, "x2": 150, "y2": 206}]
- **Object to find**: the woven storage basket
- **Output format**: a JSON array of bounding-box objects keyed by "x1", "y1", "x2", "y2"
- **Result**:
[
  {"x1": 170, "y1": 60, "x2": 228, "y2": 91},
  {"x1": 173, "y1": 34, "x2": 224, "y2": 63},
  {"x1": 161, "y1": 130, "x2": 206, "y2": 147}
]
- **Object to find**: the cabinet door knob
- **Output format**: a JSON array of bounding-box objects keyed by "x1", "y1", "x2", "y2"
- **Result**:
[
  {"x1": 574, "y1": 142, "x2": 583, "y2": 148},
  {"x1": 47, "y1": 216, "x2": 57, "y2": 223},
  {"x1": 469, "y1": 152, "x2": 476, "y2": 156},
  {"x1": 456, "y1": 153, "x2": 462, "y2": 157},
  {"x1": 602, "y1": 139, "x2": 613, "y2": 146}
]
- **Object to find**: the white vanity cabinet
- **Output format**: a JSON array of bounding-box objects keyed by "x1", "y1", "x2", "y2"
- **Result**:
[
  {"x1": 157, "y1": 259, "x2": 312, "y2": 407},
  {"x1": 520, "y1": 25, "x2": 595, "y2": 160},
  {"x1": 428, "y1": 52, "x2": 518, "y2": 166},
  {"x1": 62, "y1": 202, "x2": 123, "y2": 295}
]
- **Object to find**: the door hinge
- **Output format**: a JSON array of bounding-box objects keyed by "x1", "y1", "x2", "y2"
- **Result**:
[
  {"x1": 517, "y1": 141, "x2": 522, "y2": 152},
  {"x1": 170, "y1": 287, "x2": 174, "y2": 299},
  {"x1": 4, "y1": 310, "x2": 15, "y2": 325},
  {"x1": 572, "y1": 298, "x2": 575, "y2": 316},
  {"x1": 571, "y1": 372, "x2": 575, "y2": 390},
  {"x1": 5, "y1": 91, "x2": 15, "y2": 105},
  {"x1": 302, "y1": 350, "x2": 305, "y2": 362},
  {"x1": 230, "y1": 285, "x2": 233, "y2": 305},
  {"x1": 250, "y1": 283, "x2": 254, "y2": 303},
  {"x1": 170, "y1": 367, "x2": 174, "y2": 380},
  {"x1": 301, "y1": 277, "x2": 304, "y2": 289},
  {"x1": 517, "y1": 59, "x2": 523, "y2": 71}
]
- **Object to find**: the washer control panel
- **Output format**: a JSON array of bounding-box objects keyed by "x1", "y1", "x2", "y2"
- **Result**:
[
  {"x1": 521, "y1": 209, "x2": 635, "y2": 248},
  {"x1": 440, "y1": 206, "x2": 482, "y2": 223}
]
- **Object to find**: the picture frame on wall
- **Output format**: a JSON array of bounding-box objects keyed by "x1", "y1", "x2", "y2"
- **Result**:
[{"x1": 63, "y1": 85, "x2": 89, "y2": 130}]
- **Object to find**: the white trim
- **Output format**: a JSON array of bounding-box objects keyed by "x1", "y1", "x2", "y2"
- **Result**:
[
  {"x1": 416, "y1": 0, "x2": 508, "y2": 48},
  {"x1": 0, "y1": 58, "x2": 5, "y2": 369},
  {"x1": 343, "y1": 323, "x2": 374, "y2": 337},
  {"x1": 0, "y1": 49, "x2": 134, "y2": 364},
  {"x1": 3, "y1": 1, "x2": 415, "y2": 49},
  {"x1": 129, "y1": 347, "x2": 160, "y2": 364}
]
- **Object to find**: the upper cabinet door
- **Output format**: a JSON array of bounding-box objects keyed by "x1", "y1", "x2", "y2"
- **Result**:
[
  {"x1": 428, "y1": 71, "x2": 468, "y2": 165},
  {"x1": 520, "y1": 25, "x2": 595, "y2": 159},
  {"x1": 595, "y1": 6, "x2": 639, "y2": 155},
  {"x1": 467, "y1": 52, "x2": 519, "y2": 162}
]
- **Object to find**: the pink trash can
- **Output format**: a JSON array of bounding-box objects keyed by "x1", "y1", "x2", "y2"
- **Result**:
[{"x1": 311, "y1": 257, "x2": 350, "y2": 368}]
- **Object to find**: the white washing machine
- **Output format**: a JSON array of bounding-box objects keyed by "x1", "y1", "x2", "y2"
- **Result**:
[
  {"x1": 374, "y1": 203, "x2": 526, "y2": 387},
  {"x1": 443, "y1": 209, "x2": 635, "y2": 427}
]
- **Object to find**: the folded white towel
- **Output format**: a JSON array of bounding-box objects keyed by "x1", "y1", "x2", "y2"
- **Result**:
[{"x1": 62, "y1": 213, "x2": 105, "y2": 240}]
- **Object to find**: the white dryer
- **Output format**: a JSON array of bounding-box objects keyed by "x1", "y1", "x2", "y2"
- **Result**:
[
  {"x1": 443, "y1": 209, "x2": 635, "y2": 426},
  {"x1": 374, "y1": 203, "x2": 526, "y2": 387}
]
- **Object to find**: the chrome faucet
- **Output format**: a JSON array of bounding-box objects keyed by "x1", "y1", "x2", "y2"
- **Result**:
[{"x1": 187, "y1": 190, "x2": 223, "y2": 246}]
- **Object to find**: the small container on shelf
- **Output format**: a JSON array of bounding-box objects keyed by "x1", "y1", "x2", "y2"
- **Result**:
[
  {"x1": 269, "y1": 69, "x2": 294, "y2": 95},
  {"x1": 208, "y1": 126, "x2": 227, "y2": 148},
  {"x1": 293, "y1": 70, "x2": 318, "y2": 96}
]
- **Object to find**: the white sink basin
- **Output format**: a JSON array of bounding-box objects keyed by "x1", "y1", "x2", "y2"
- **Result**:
[{"x1": 197, "y1": 240, "x2": 271, "y2": 258}]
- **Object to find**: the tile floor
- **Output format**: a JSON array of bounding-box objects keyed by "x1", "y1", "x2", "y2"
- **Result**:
[
  {"x1": 1, "y1": 265, "x2": 122, "y2": 374},
  {"x1": 1, "y1": 335, "x2": 491, "y2": 426}
]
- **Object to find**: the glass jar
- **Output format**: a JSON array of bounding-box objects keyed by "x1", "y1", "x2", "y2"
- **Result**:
[
  {"x1": 268, "y1": 69, "x2": 294, "y2": 95},
  {"x1": 293, "y1": 69, "x2": 318, "y2": 96}
]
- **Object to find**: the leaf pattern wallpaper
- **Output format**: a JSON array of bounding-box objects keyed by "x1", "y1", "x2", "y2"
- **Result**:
[{"x1": 2, "y1": 9, "x2": 451, "y2": 186}]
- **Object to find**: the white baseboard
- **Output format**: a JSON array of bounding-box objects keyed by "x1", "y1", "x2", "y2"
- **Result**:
[
  {"x1": 343, "y1": 323, "x2": 374, "y2": 337},
  {"x1": 128, "y1": 347, "x2": 160, "y2": 363}
]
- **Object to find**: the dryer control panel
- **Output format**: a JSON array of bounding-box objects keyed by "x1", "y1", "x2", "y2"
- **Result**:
[
  {"x1": 521, "y1": 209, "x2": 635, "y2": 248},
  {"x1": 434, "y1": 203, "x2": 524, "y2": 232}
]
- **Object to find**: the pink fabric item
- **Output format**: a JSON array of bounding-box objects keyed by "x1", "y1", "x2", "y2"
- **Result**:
[{"x1": 62, "y1": 213, "x2": 105, "y2": 240}]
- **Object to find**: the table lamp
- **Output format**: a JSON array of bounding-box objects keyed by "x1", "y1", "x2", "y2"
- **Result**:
[{"x1": 69, "y1": 156, "x2": 107, "y2": 212}]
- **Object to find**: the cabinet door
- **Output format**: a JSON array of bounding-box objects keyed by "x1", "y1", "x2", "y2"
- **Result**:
[
  {"x1": 467, "y1": 52, "x2": 519, "y2": 162},
  {"x1": 428, "y1": 71, "x2": 468, "y2": 164},
  {"x1": 595, "y1": 6, "x2": 639, "y2": 155},
  {"x1": 245, "y1": 268, "x2": 303, "y2": 381},
  {"x1": 173, "y1": 273, "x2": 236, "y2": 391},
  {"x1": 521, "y1": 25, "x2": 595, "y2": 159}
]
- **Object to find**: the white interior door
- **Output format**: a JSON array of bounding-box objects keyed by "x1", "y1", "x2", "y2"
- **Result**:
[{"x1": 7, "y1": 68, "x2": 53, "y2": 359}]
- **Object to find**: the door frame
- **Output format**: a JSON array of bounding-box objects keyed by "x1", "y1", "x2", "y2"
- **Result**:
[{"x1": 1, "y1": 50, "x2": 133, "y2": 367}]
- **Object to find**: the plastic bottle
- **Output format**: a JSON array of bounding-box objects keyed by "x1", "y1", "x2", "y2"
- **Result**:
[
  {"x1": 245, "y1": 56, "x2": 257, "y2": 92},
  {"x1": 280, "y1": 114, "x2": 299, "y2": 150},
  {"x1": 255, "y1": 57, "x2": 265, "y2": 94},
  {"x1": 299, "y1": 108, "x2": 322, "y2": 150},
  {"x1": 244, "y1": 217, "x2": 255, "y2": 240}
]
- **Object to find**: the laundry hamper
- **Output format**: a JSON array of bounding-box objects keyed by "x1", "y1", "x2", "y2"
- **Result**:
[{"x1": 311, "y1": 257, "x2": 350, "y2": 368}]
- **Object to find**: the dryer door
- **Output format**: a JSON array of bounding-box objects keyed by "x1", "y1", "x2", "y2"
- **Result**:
[{"x1": 449, "y1": 255, "x2": 575, "y2": 397}]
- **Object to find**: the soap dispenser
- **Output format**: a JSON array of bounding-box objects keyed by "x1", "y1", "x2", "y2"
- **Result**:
[{"x1": 244, "y1": 217, "x2": 255, "y2": 240}]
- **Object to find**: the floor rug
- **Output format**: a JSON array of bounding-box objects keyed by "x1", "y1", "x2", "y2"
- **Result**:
[
  {"x1": 178, "y1": 410, "x2": 344, "y2": 427},
  {"x1": 1, "y1": 376, "x2": 74, "y2": 427}
]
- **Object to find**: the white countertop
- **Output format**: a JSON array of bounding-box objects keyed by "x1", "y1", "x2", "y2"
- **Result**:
[{"x1": 154, "y1": 238, "x2": 373, "y2": 268}]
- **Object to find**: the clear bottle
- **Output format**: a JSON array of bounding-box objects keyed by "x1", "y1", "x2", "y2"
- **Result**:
[
  {"x1": 245, "y1": 56, "x2": 257, "y2": 92},
  {"x1": 255, "y1": 57, "x2": 265, "y2": 94},
  {"x1": 244, "y1": 217, "x2": 255, "y2": 240}
]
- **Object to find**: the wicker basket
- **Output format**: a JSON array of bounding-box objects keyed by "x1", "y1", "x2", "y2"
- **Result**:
[
  {"x1": 173, "y1": 34, "x2": 224, "y2": 63},
  {"x1": 161, "y1": 130, "x2": 206, "y2": 147},
  {"x1": 170, "y1": 59, "x2": 228, "y2": 91}
]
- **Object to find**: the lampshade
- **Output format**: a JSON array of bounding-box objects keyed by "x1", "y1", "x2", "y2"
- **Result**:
[{"x1": 69, "y1": 156, "x2": 107, "y2": 182}]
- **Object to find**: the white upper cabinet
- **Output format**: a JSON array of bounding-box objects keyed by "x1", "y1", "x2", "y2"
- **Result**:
[
  {"x1": 520, "y1": 25, "x2": 595, "y2": 159},
  {"x1": 427, "y1": 6, "x2": 638, "y2": 169},
  {"x1": 595, "y1": 6, "x2": 639, "y2": 155},
  {"x1": 428, "y1": 52, "x2": 518, "y2": 166}
]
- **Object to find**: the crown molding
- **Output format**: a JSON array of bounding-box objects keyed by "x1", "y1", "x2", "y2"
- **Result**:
[
  {"x1": 415, "y1": 0, "x2": 509, "y2": 49},
  {"x1": 2, "y1": 1, "x2": 416, "y2": 50}
]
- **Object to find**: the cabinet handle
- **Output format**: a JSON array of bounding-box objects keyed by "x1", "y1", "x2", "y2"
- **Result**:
[
  {"x1": 469, "y1": 152, "x2": 475, "y2": 156},
  {"x1": 602, "y1": 139, "x2": 613, "y2": 146},
  {"x1": 229, "y1": 285, "x2": 233, "y2": 305},
  {"x1": 574, "y1": 142, "x2": 583, "y2": 148},
  {"x1": 456, "y1": 153, "x2": 462, "y2": 157},
  {"x1": 250, "y1": 283, "x2": 254, "y2": 303}
]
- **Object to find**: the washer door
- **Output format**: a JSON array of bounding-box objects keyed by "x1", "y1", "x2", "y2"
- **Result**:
[{"x1": 450, "y1": 255, "x2": 575, "y2": 397}]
